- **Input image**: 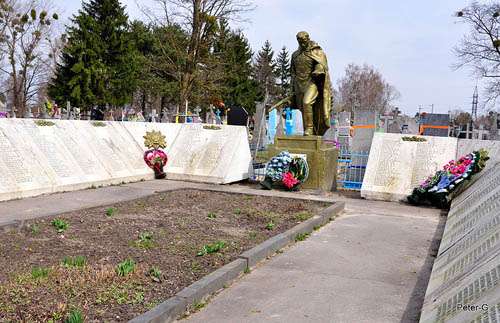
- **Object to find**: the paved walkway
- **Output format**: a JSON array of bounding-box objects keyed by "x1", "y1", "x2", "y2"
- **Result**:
[
  {"x1": 184, "y1": 192, "x2": 445, "y2": 323},
  {"x1": 0, "y1": 181, "x2": 445, "y2": 323}
]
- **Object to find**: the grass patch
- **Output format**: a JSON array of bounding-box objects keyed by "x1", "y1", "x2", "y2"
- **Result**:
[
  {"x1": 249, "y1": 232, "x2": 258, "y2": 238},
  {"x1": 265, "y1": 220, "x2": 277, "y2": 230},
  {"x1": 149, "y1": 267, "x2": 162, "y2": 282},
  {"x1": 115, "y1": 259, "x2": 135, "y2": 276},
  {"x1": 30, "y1": 224, "x2": 38, "y2": 233},
  {"x1": 63, "y1": 256, "x2": 87, "y2": 269},
  {"x1": 191, "y1": 262, "x2": 204, "y2": 271},
  {"x1": 206, "y1": 212, "x2": 217, "y2": 218},
  {"x1": 105, "y1": 208, "x2": 115, "y2": 216},
  {"x1": 235, "y1": 208, "x2": 242, "y2": 215},
  {"x1": 244, "y1": 268, "x2": 251, "y2": 274},
  {"x1": 66, "y1": 308, "x2": 85, "y2": 323},
  {"x1": 51, "y1": 218, "x2": 68, "y2": 233},
  {"x1": 31, "y1": 267, "x2": 50, "y2": 279},
  {"x1": 194, "y1": 302, "x2": 205, "y2": 310},
  {"x1": 135, "y1": 233, "x2": 155, "y2": 250},
  {"x1": 295, "y1": 233, "x2": 310, "y2": 241},
  {"x1": 197, "y1": 240, "x2": 227, "y2": 256},
  {"x1": 292, "y1": 212, "x2": 312, "y2": 221}
]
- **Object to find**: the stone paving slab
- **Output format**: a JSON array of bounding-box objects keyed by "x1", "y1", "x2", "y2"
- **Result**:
[{"x1": 184, "y1": 200, "x2": 443, "y2": 323}]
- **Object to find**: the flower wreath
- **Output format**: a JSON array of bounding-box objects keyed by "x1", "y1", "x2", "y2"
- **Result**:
[
  {"x1": 142, "y1": 130, "x2": 168, "y2": 179},
  {"x1": 260, "y1": 151, "x2": 309, "y2": 190},
  {"x1": 407, "y1": 149, "x2": 489, "y2": 209},
  {"x1": 143, "y1": 149, "x2": 168, "y2": 178}
]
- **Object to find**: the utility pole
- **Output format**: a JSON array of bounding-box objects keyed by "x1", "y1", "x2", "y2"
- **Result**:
[
  {"x1": 418, "y1": 105, "x2": 422, "y2": 134},
  {"x1": 472, "y1": 86, "x2": 478, "y2": 121},
  {"x1": 430, "y1": 104, "x2": 434, "y2": 114}
]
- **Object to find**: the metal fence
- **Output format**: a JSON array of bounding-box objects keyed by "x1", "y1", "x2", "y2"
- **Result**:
[
  {"x1": 250, "y1": 145, "x2": 369, "y2": 190},
  {"x1": 250, "y1": 144, "x2": 269, "y2": 180},
  {"x1": 337, "y1": 149, "x2": 369, "y2": 189}
]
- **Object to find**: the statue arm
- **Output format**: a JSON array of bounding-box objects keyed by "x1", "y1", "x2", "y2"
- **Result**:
[
  {"x1": 312, "y1": 63, "x2": 325, "y2": 77},
  {"x1": 268, "y1": 96, "x2": 292, "y2": 113}
]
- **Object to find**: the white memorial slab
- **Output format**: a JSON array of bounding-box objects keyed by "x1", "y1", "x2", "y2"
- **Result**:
[
  {"x1": 420, "y1": 162, "x2": 500, "y2": 323},
  {"x1": 0, "y1": 120, "x2": 253, "y2": 201},
  {"x1": 121, "y1": 122, "x2": 182, "y2": 154},
  {"x1": 361, "y1": 133, "x2": 458, "y2": 201},
  {"x1": 0, "y1": 119, "x2": 154, "y2": 202},
  {"x1": 456, "y1": 138, "x2": 500, "y2": 178},
  {"x1": 165, "y1": 124, "x2": 253, "y2": 184}
]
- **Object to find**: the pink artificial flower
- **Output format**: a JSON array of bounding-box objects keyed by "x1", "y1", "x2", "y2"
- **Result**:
[
  {"x1": 458, "y1": 157, "x2": 465, "y2": 163},
  {"x1": 458, "y1": 165, "x2": 466, "y2": 173},
  {"x1": 443, "y1": 164, "x2": 450, "y2": 170},
  {"x1": 282, "y1": 172, "x2": 299, "y2": 188},
  {"x1": 449, "y1": 160, "x2": 455, "y2": 165},
  {"x1": 463, "y1": 159, "x2": 472, "y2": 166},
  {"x1": 451, "y1": 167, "x2": 459, "y2": 174}
]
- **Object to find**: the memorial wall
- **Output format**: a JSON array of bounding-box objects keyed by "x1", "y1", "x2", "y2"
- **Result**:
[
  {"x1": 361, "y1": 133, "x2": 500, "y2": 202},
  {"x1": 419, "y1": 160, "x2": 500, "y2": 323},
  {"x1": 360, "y1": 133, "x2": 458, "y2": 202},
  {"x1": 0, "y1": 119, "x2": 253, "y2": 202}
]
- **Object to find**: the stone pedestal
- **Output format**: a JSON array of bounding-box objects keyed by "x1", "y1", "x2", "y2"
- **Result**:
[{"x1": 270, "y1": 135, "x2": 338, "y2": 192}]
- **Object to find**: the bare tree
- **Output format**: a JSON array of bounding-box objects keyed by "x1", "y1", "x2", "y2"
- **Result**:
[
  {"x1": 454, "y1": 1, "x2": 500, "y2": 110},
  {"x1": 336, "y1": 63, "x2": 400, "y2": 113},
  {"x1": 0, "y1": 0, "x2": 58, "y2": 117},
  {"x1": 137, "y1": 0, "x2": 254, "y2": 114}
]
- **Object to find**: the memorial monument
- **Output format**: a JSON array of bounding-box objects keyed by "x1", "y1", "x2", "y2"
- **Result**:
[
  {"x1": 266, "y1": 31, "x2": 337, "y2": 192},
  {"x1": 269, "y1": 31, "x2": 331, "y2": 136}
]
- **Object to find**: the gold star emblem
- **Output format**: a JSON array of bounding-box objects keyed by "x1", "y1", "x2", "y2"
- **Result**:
[{"x1": 143, "y1": 130, "x2": 167, "y2": 150}]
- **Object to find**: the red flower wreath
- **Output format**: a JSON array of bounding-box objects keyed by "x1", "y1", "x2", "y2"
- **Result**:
[{"x1": 143, "y1": 149, "x2": 168, "y2": 174}]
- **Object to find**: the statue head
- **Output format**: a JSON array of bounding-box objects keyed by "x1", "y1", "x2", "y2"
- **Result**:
[{"x1": 296, "y1": 31, "x2": 310, "y2": 50}]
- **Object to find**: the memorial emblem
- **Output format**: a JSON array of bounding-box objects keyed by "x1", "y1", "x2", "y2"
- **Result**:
[{"x1": 143, "y1": 130, "x2": 168, "y2": 179}]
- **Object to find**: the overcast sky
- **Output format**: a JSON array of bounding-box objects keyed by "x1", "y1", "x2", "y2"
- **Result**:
[{"x1": 53, "y1": 0, "x2": 483, "y2": 116}]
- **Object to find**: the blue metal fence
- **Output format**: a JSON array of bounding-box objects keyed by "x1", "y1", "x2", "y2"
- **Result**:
[
  {"x1": 337, "y1": 149, "x2": 369, "y2": 189},
  {"x1": 250, "y1": 144, "x2": 269, "y2": 180}
]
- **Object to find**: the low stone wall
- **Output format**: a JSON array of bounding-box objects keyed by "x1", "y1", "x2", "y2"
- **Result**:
[
  {"x1": 419, "y1": 160, "x2": 500, "y2": 323},
  {"x1": 0, "y1": 120, "x2": 253, "y2": 202}
]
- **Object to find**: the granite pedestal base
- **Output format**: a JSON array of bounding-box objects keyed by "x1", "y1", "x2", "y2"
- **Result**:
[{"x1": 270, "y1": 135, "x2": 338, "y2": 192}]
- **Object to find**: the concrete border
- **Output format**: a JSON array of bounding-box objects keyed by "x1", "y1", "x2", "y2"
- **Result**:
[{"x1": 129, "y1": 200, "x2": 344, "y2": 323}]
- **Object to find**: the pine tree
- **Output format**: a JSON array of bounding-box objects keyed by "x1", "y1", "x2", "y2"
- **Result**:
[
  {"x1": 221, "y1": 32, "x2": 262, "y2": 115},
  {"x1": 48, "y1": 0, "x2": 137, "y2": 111},
  {"x1": 275, "y1": 46, "x2": 290, "y2": 100},
  {"x1": 209, "y1": 21, "x2": 261, "y2": 114},
  {"x1": 254, "y1": 40, "x2": 278, "y2": 104}
]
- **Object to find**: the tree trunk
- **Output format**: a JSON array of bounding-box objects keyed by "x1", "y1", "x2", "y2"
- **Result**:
[{"x1": 141, "y1": 90, "x2": 146, "y2": 115}]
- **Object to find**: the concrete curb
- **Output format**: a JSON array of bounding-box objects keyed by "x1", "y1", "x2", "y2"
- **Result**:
[
  {"x1": 129, "y1": 201, "x2": 345, "y2": 323},
  {"x1": 128, "y1": 297, "x2": 187, "y2": 323},
  {"x1": 177, "y1": 259, "x2": 247, "y2": 309}
]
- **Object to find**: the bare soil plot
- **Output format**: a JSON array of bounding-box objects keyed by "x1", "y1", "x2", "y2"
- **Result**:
[{"x1": 0, "y1": 189, "x2": 328, "y2": 322}]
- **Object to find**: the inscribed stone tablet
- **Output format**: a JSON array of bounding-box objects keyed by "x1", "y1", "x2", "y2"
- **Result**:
[
  {"x1": 165, "y1": 124, "x2": 252, "y2": 183},
  {"x1": 361, "y1": 133, "x2": 457, "y2": 201}
]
